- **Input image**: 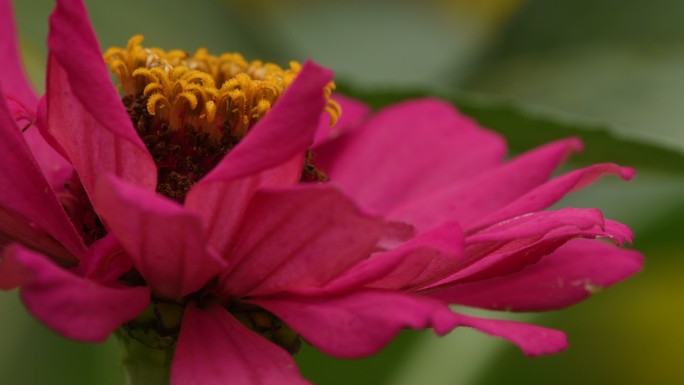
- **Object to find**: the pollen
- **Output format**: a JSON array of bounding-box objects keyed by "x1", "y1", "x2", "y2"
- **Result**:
[
  {"x1": 104, "y1": 35, "x2": 340, "y2": 138},
  {"x1": 105, "y1": 35, "x2": 337, "y2": 202}
]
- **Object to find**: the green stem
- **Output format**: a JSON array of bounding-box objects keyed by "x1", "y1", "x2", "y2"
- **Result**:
[{"x1": 115, "y1": 329, "x2": 174, "y2": 385}]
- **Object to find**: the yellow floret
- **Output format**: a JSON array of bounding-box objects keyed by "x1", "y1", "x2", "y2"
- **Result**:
[{"x1": 104, "y1": 35, "x2": 341, "y2": 137}]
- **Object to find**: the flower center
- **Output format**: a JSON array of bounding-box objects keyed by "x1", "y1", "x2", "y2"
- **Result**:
[
  {"x1": 59, "y1": 172, "x2": 107, "y2": 246},
  {"x1": 105, "y1": 36, "x2": 328, "y2": 353},
  {"x1": 122, "y1": 296, "x2": 301, "y2": 355},
  {"x1": 124, "y1": 297, "x2": 184, "y2": 350},
  {"x1": 105, "y1": 35, "x2": 339, "y2": 202},
  {"x1": 231, "y1": 302, "x2": 301, "y2": 355}
]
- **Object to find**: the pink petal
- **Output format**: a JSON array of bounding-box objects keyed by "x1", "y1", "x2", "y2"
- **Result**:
[
  {"x1": 466, "y1": 207, "x2": 605, "y2": 244},
  {"x1": 199, "y1": 61, "x2": 333, "y2": 184},
  {"x1": 430, "y1": 238, "x2": 643, "y2": 311},
  {"x1": 186, "y1": 61, "x2": 333, "y2": 254},
  {"x1": 376, "y1": 220, "x2": 415, "y2": 251},
  {"x1": 74, "y1": 234, "x2": 134, "y2": 285},
  {"x1": 312, "y1": 94, "x2": 370, "y2": 147},
  {"x1": 45, "y1": 0, "x2": 156, "y2": 197},
  {"x1": 94, "y1": 175, "x2": 224, "y2": 300},
  {"x1": 0, "y1": 244, "x2": 150, "y2": 342},
  {"x1": 0, "y1": 91, "x2": 84, "y2": 260},
  {"x1": 388, "y1": 138, "x2": 583, "y2": 232},
  {"x1": 7, "y1": 96, "x2": 74, "y2": 190},
  {"x1": 601, "y1": 219, "x2": 633, "y2": 244},
  {"x1": 186, "y1": 156, "x2": 303, "y2": 258},
  {"x1": 0, "y1": 206, "x2": 74, "y2": 263},
  {"x1": 5, "y1": 94, "x2": 33, "y2": 124},
  {"x1": 314, "y1": 222, "x2": 464, "y2": 294},
  {"x1": 470, "y1": 163, "x2": 635, "y2": 232},
  {"x1": 250, "y1": 290, "x2": 450, "y2": 358},
  {"x1": 219, "y1": 185, "x2": 383, "y2": 298},
  {"x1": 172, "y1": 302, "x2": 310, "y2": 385},
  {"x1": 0, "y1": 243, "x2": 33, "y2": 290},
  {"x1": 314, "y1": 98, "x2": 507, "y2": 214},
  {"x1": 435, "y1": 311, "x2": 568, "y2": 357},
  {"x1": 0, "y1": 0, "x2": 38, "y2": 107},
  {"x1": 450, "y1": 208, "x2": 607, "y2": 280},
  {"x1": 430, "y1": 214, "x2": 632, "y2": 288}
]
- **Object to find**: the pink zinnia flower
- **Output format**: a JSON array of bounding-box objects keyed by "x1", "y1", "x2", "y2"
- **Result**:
[{"x1": 0, "y1": 0, "x2": 642, "y2": 384}]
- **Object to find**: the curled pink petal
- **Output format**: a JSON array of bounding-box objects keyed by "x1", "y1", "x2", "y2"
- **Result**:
[
  {"x1": 74, "y1": 234, "x2": 134, "y2": 285},
  {"x1": 388, "y1": 138, "x2": 583, "y2": 231},
  {"x1": 466, "y1": 207, "x2": 605, "y2": 244},
  {"x1": 250, "y1": 290, "x2": 449, "y2": 358},
  {"x1": 430, "y1": 238, "x2": 643, "y2": 311},
  {"x1": 45, "y1": 0, "x2": 156, "y2": 196},
  {"x1": 601, "y1": 219, "x2": 634, "y2": 244},
  {"x1": 0, "y1": 244, "x2": 149, "y2": 342},
  {"x1": 431, "y1": 213, "x2": 632, "y2": 288},
  {"x1": 0, "y1": 89, "x2": 84, "y2": 260},
  {"x1": 315, "y1": 222, "x2": 464, "y2": 294},
  {"x1": 470, "y1": 163, "x2": 635, "y2": 232},
  {"x1": 6, "y1": 95, "x2": 74, "y2": 190},
  {"x1": 172, "y1": 303, "x2": 311, "y2": 385},
  {"x1": 94, "y1": 175, "x2": 224, "y2": 300},
  {"x1": 435, "y1": 311, "x2": 568, "y2": 357}
]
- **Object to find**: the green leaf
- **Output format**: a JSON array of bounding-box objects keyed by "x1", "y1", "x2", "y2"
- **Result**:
[
  {"x1": 460, "y1": 0, "x2": 684, "y2": 152},
  {"x1": 336, "y1": 85, "x2": 684, "y2": 175},
  {"x1": 0, "y1": 292, "x2": 124, "y2": 385}
]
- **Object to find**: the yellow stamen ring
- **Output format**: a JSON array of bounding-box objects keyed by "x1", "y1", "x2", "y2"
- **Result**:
[{"x1": 105, "y1": 35, "x2": 341, "y2": 135}]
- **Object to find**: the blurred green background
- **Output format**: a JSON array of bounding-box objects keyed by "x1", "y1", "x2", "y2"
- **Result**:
[{"x1": 2, "y1": 0, "x2": 684, "y2": 384}]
